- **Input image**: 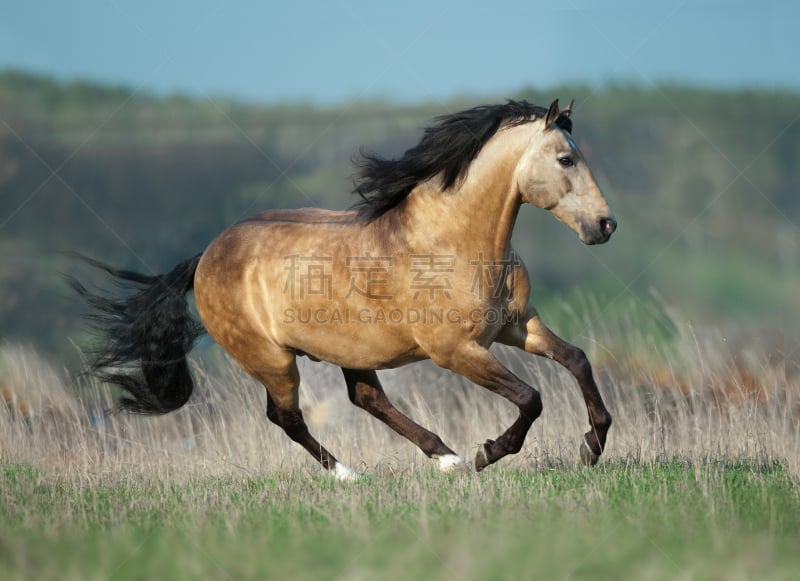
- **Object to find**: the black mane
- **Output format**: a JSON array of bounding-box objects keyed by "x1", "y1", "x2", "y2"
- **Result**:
[{"x1": 351, "y1": 100, "x2": 572, "y2": 222}]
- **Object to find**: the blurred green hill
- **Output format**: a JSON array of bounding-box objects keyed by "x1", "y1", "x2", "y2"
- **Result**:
[{"x1": 0, "y1": 69, "x2": 797, "y2": 362}]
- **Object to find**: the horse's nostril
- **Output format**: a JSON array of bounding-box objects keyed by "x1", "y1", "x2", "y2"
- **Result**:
[{"x1": 600, "y1": 217, "x2": 617, "y2": 236}]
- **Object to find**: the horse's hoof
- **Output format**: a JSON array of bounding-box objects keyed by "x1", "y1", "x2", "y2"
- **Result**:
[
  {"x1": 474, "y1": 440, "x2": 494, "y2": 472},
  {"x1": 580, "y1": 441, "x2": 599, "y2": 467},
  {"x1": 436, "y1": 454, "x2": 470, "y2": 474},
  {"x1": 333, "y1": 462, "x2": 363, "y2": 482}
]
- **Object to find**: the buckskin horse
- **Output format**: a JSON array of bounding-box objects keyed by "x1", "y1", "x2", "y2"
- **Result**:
[{"x1": 72, "y1": 99, "x2": 617, "y2": 479}]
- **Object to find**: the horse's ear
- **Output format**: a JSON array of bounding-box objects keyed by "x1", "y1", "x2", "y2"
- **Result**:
[
  {"x1": 561, "y1": 99, "x2": 575, "y2": 118},
  {"x1": 544, "y1": 99, "x2": 560, "y2": 130}
]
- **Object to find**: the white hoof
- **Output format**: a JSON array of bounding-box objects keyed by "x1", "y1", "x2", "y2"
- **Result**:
[
  {"x1": 333, "y1": 462, "x2": 361, "y2": 482},
  {"x1": 435, "y1": 454, "x2": 469, "y2": 474}
]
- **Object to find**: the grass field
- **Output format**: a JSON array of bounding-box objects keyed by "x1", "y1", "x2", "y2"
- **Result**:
[
  {"x1": 1, "y1": 308, "x2": 798, "y2": 579},
  {"x1": 2, "y1": 461, "x2": 799, "y2": 580}
]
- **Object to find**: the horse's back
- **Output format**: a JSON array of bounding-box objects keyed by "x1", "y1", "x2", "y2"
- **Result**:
[
  {"x1": 238, "y1": 207, "x2": 359, "y2": 225},
  {"x1": 198, "y1": 207, "x2": 359, "y2": 266}
]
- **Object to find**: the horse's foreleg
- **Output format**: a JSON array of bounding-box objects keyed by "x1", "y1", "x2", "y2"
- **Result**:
[
  {"x1": 521, "y1": 315, "x2": 612, "y2": 466},
  {"x1": 434, "y1": 343, "x2": 542, "y2": 471},
  {"x1": 341, "y1": 368, "x2": 468, "y2": 473}
]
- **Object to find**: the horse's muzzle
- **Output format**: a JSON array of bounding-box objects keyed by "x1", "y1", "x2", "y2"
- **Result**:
[{"x1": 585, "y1": 216, "x2": 617, "y2": 245}]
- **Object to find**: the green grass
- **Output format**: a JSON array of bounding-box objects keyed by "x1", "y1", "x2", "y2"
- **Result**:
[{"x1": 2, "y1": 460, "x2": 798, "y2": 580}]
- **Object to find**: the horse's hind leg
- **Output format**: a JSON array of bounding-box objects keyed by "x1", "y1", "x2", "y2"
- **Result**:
[
  {"x1": 255, "y1": 359, "x2": 359, "y2": 481},
  {"x1": 341, "y1": 368, "x2": 468, "y2": 473}
]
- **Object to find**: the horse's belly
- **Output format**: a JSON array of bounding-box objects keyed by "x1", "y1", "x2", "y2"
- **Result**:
[{"x1": 282, "y1": 320, "x2": 428, "y2": 370}]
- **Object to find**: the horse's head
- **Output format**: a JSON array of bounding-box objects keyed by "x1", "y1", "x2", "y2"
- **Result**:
[{"x1": 515, "y1": 100, "x2": 616, "y2": 245}]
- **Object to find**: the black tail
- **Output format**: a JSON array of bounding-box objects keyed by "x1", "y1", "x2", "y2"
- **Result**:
[{"x1": 68, "y1": 253, "x2": 206, "y2": 414}]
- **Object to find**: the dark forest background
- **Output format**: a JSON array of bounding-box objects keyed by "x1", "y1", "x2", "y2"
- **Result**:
[{"x1": 1, "y1": 69, "x2": 797, "y2": 367}]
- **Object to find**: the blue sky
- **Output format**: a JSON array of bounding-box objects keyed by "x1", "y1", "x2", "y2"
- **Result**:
[{"x1": 2, "y1": 0, "x2": 798, "y2": 104}]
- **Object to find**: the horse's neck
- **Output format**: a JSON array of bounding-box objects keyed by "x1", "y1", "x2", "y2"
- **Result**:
[{"x1": 399, "y1": 132, "x2": 525, "y2": 262}]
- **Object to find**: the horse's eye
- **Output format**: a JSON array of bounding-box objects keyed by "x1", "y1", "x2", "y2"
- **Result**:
[{"x1": 558, "y1": 156, "x2": 574, "y2": 167}]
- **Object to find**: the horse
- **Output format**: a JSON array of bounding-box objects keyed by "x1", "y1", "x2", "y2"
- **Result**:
[{"x1": 72, "y1": 99, "x2": 617, "y2": 480}]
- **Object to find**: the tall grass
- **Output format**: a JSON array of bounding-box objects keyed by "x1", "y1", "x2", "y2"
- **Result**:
[
  {"x1": 1, "y1": 303, "x2": 798, "y2": 579},
  {"x1": 2, "y1": 302, "x2": 795, "y2": 480}
]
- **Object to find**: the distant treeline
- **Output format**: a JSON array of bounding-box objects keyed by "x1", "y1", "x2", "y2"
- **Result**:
[{"x1": 1, "y1": 69, "x2": 798, "y2": 361}]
